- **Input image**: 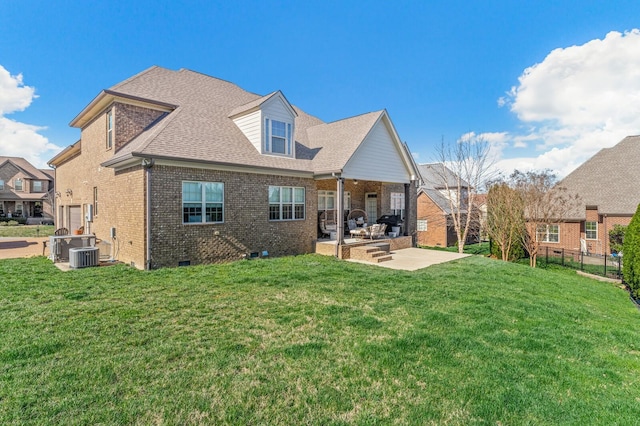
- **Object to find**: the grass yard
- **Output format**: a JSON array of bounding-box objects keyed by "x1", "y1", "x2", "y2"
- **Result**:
[
  {"x1": 1, "y1": 254, "x2": 639, "y2": 425},
  {"x1": 0, "y1": 225, "x2": 55, "y2": 238}
]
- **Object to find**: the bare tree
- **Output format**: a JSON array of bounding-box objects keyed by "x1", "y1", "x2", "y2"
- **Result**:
[
  {"x1": 486, "y1": 181, "x2": 525, "y2": 261},
  {"x1": 434, "y1": 136, "x2": 496, "y2": 253},
  {"x1": 511, "y1": 170, "x2": 580, "y2": 268}
]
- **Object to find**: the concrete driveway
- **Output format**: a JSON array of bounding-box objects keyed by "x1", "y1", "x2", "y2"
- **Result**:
[
  {"x1": 348, "y1": 247, "x2": 470, "y2": 271},
  {"x1": 0, "y1": 237, "x2": 49, "y2": 259}
]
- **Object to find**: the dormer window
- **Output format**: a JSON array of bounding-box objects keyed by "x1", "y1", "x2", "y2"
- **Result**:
[
  {"x1": 14, "y1": 179, "x2": 23, "y2": 191},
  {"x1": 265, "y1": 118, "x2": 292, "y2": 156}
]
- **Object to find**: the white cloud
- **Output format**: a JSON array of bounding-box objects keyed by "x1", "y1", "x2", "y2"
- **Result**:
[
  {"x1": 0, "y1": 65, "x2": 60, "y2": 168},
  {"x1": 492, "y1": 30, "x2": 640, "y2": 178}
]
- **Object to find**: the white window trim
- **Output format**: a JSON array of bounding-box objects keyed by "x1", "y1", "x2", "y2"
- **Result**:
[
  {"x1": 417, "y1": 219, "x2": 428, "y2": 231},
  {"x1": 14, "y1": 179, "x2": 23, "y2": 192},
  {"x1": 182, "y1": 181, "x2": 224, "y2": 224},
  {"x1": 537, "y1": 224, "x2": 560, "y2": 243},
  {"x1": 390, "y1": 192, "x2": 405, "y2": 220},
  {"x1": 269, "y1": 186, "x2": 305, "y2": 221},
  {"x1": 585, "y1": 221, "x2": 598, "y2": 240},
  {"x1": 264, "y1": 118, "x2": 294, "y2": 157},
  {"x1": 107, "y1": 109, "x2": 113, "y2": 150},
  {"x1": 318, "y1": 190, "x2": 351, "y2": 212}
]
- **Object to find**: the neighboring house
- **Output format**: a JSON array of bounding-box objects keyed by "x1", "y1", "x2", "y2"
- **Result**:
[
  {"x1": 0, "y1": 156, "x2": 55, "y2": 220},
  {"x1": 49, "y1": 66, "x2": 419, "y2": 269},
  {"x1": 538, "y1": 135, "x2": 640, "y2": 256},
  {"x1": 416, "y1": 162, "x2": 479, "y2": 247}
]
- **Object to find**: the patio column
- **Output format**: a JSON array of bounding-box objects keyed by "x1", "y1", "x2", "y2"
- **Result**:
[
  {"x1": 335, "y1": 177, "x2": 345, "y2": 257},
  {"x1": 404, "y1": 183, "x2": 411, "y2": 237}
]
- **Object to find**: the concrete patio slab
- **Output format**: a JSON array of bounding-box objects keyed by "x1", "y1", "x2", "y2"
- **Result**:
[
  {"x1": 347, "y1": 247, "x2": 470, "y2": 271},
  {"x1": 0, "y1": 237, "x2": 49, "y2": 259}
]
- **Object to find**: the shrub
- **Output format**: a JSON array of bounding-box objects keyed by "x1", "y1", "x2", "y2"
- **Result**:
[
  {"x1": 609, "y1": 224, "x2": 626, "y2": 255},
  {"x1": 623, "y1": 204, "x2": 640, "y2": 298},
  {"x1": 6, "y1": 220, "x2": 19, "y2": 226},
  {"x1": 490, "y1": 238, "x2": 526, "y2": 261},
  {"x1": 0, "y1": 222, "x2": 6, "y2": 226}
]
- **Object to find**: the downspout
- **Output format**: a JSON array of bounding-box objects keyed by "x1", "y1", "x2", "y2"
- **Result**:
[{"x1": 143, "y1": 158, "x2": 154, "y2": 270}]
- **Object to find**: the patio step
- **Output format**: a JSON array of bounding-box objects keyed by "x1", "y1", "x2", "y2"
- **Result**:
[{"x1": 350, "y1": 244, "x2": 393, "y2": 263}]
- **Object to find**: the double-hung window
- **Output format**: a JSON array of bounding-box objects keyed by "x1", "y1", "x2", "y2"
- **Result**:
[
  {"x1": 32, "y1": 181, "x2": 43, "y2": 192},
  {"x1": 390, "y1": 192, "x2": 405, "y2": 220},
  {"x1": 585, "y1": 221, "x2": 598, "y2": 240},
  {"x1": 537, "y1": 224, "x2": 559, "y2": 243},
  {"x1": 182, "y1": 181, "x2": 224, "y2": 224},
  {"x1": 269, "y1": 186, "x2": 305, "y2": 220},
  {"x1": 14, "y1": 179, "x2": 23, "y2": 191},
  {"x1": 264, "y1": 119, "x2": 292, "y2": 156},
  {"x1": 417, "y1": 219, "x2": 428, "y2": 231},
  {"x1": 0, "y1": 179, "x2": 4, "y2": 191}
]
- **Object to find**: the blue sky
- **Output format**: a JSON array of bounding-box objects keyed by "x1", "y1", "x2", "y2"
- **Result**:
[{"x1": 1, "y1": 1, "x2": 640, "y2": 177}]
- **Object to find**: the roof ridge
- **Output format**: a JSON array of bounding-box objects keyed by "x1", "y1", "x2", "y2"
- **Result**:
[
  {"x1": 323, "y1": 109, "x2": 384, "y2": 126},
  {"x1": 110, "y1": 65, "x2": 161, "y2": 91}
]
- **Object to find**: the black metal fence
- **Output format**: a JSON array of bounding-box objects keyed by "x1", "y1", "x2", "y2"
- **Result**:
[{"x1": 536, "y1": 246, "x2": 622, "y2": 280}]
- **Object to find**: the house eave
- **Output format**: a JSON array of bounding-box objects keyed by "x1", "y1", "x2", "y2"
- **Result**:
[
  {"x1": 70, "y1": 90, "x2": 177, "y2": 129},
  {"x1": 103, "y1": 153, "x2": 316, "y2": 177},
  {"x1": 48, "y1": 140, "x2": 81, "y2": 167}
]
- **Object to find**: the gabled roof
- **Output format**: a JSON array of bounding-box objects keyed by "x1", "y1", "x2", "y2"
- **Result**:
[
  {"x1": 559, "y1": 135, "x2": 640, "y2": 217},
  {"x1": 0, "y1": 157, "x2": 53, "y2": 181},
  {"x1": 59, "y1": 66, "x2": 417, "y2": 181},
  {"x1": 227, "y1": 90, "x2": 298, "y2": 119},
  {"x1": 418, "y1": 187, "x2": 456, "y2": 214},
  {"x1": 418, "y1": 163, "x2": 469, "y2": 189}
]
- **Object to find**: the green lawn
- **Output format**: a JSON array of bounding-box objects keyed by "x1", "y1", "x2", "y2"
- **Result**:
[
  {"x1": 0, "y1": 225, "x2": 55, "y2": 238},
  {"x1": 1, "y1": 254, "x2": 639, "y2": 425}
]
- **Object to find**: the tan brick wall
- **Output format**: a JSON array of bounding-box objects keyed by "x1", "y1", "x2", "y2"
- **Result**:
[
  {"x1": 149, "y1": 165, "x2": 318, "y2": 268},
  {"x1": 54, "y1": 106, "x2": 147, "y2": 268}
]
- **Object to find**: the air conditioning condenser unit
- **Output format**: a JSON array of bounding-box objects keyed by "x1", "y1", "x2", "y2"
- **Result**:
[{"x1": 69, "y1": 247, "x2": 99, "y2": 269}]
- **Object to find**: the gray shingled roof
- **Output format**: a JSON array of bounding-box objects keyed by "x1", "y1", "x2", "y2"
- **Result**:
[
  {"x1": 0, "y1": 157, "x2": 53, "y2": 181},
  {"x1": 559, "y1": 135, "x2": 640, "y2": 218},
  {"x1": 97, "y1": 66, "x2": 392, "y2": 175},
  {"x1": 418, "y1": 163, "x2": 468, "y2": 189}
]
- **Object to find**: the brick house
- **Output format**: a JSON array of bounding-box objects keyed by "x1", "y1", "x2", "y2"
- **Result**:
[
  {"x1": 537, "y1": 135, "x2": 640, "y2": 256},
  {"x1": 0, "y1": 157, "x2": 54, "y2": 221},
  {"x1": 415, "y1": 163, "x2": 480, "y2": 247},
  {"x1": 49, "y1": 66, "x2": 419, "y2": 269}
]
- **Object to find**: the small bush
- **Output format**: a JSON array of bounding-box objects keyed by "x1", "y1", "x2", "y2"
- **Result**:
[
  {"x1": 490, "y1": 238, "x2": 525, "y2": 261},
  {"x1": 6, "y1": 220, "x2": 20, "y2": 226},
  {"x1": 0, "y1": 222, "x2": 6, "y2": 226},
  {"x1": 623, "y1": 204, "x2": 640, "y2": 298}
]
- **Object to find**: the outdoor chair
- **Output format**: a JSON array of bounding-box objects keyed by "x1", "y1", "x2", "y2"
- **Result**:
[
  {"x1": 54, "y1": 227, "x2": 69, "y2": 236},
  {"x1": 367, "y1": 223, "x2": 387, "y2": 240}
]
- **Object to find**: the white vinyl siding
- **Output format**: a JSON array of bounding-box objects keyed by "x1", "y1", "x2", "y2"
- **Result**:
[
  {"x1": 343, "y1": 119, "x2": 410, "y2": 183},
  {"x1": 262, "y1": 96, "x2": 295, "y2": 157},
  {"x1": 232, "y1": 109, "x2": 262, "y2": 152}
]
